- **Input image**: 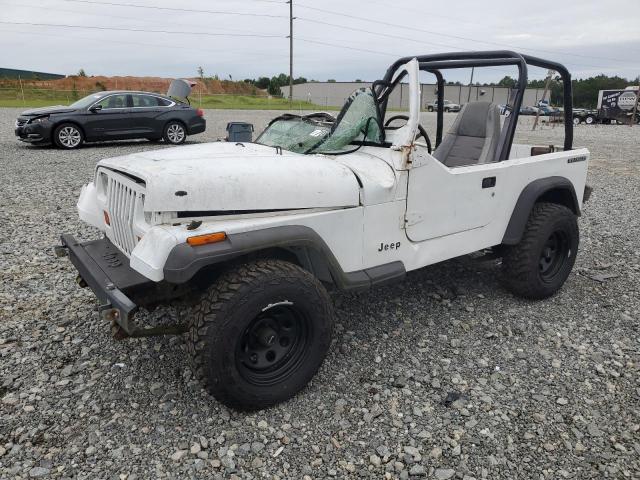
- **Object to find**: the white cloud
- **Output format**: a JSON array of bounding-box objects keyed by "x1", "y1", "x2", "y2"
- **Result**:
[{"x1": 1, "y1": 0, "x2": 639, "y2": 82}]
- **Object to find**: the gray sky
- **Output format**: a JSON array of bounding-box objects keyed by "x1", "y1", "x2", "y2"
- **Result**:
[{"x1": 2, "y1": 0, "x2": 640, "y2": 83}]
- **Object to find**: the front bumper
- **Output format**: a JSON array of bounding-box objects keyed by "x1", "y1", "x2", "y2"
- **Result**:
[
  {"x1": 58, "y1": 234, "x2": 152, "y2": 335},
  {"x1": 15, "y1": 121, "x2": 53, "y2": 144}
]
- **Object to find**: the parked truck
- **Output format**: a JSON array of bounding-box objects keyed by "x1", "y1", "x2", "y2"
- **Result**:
[{"x1": 597, "y1": 86, "x2": 639, "y2": 124}]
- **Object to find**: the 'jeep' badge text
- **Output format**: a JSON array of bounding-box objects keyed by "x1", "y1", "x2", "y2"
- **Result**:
[{"x1": 378, "y1": 242, "x2": 401, "y2": 252}]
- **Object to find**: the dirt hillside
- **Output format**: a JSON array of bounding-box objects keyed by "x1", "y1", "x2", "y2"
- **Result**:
[{"x1": 1, "y1": 75, "x2": 263, "y2": 96}]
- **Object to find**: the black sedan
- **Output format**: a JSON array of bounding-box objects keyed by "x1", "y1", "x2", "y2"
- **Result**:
[{"x1": 15, "y1": 90, "x2": 206, "y2": 149}]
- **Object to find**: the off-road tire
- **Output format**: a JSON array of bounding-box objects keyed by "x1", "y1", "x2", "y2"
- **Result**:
[
  {"x1": 502, "y1": 202, "x2": 578, "y2": 299},
  {"x1": 187, "y1": 259, "x2": 334, "y2": 410},
  {"x1": 163, "y1": 121, "x2": 187, "y2": 144},
  {"x1": 53, "y1": 123, "x2": 84, "y2": 149}
]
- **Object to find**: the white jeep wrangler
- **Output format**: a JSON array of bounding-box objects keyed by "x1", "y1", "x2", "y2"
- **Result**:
[{"x1": 58, "y1": 52, "x2": 590, "y2": 410}]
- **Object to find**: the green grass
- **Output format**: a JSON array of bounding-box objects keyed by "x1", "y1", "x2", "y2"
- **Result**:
[
  {"x1": 0, "y1": 90, "x2": 339, "y2": 110},
  {"x1": 194, "y1": 94, "x2": 337, "y2": 111}
]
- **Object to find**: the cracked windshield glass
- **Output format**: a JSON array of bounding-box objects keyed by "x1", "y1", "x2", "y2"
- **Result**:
[{"x1": 257, "y1": 88, "x2": 382, "y2": 154}]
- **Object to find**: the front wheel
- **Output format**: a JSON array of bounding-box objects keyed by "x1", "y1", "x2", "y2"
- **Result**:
[
  {"x1": 187, "y1": 259, "x2": 334, "y2": 410},
  {"x1": 585, "y1": 115, "x2": 596, "y2": 125},
  {"x1": 163, "y1": 121, "x2": 186, "y2": 144},
  {"x1": 501, "y1": 203, "x2": 579, "y2": 299},
  {"x1": 53, "y1": 123, "x2": 83, "y2": 149}
]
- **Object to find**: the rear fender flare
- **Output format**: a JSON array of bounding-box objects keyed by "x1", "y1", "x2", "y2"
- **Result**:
[{"x1": 502, "y1": 176, "x2": 579, "y2": 245}]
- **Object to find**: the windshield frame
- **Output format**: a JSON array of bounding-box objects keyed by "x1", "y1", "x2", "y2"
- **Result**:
[{"x1": 306, "y1": 87, "x2": 385, "y2": 155}]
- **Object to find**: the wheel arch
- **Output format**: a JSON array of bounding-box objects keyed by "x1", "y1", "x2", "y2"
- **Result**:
[
  {"x1": 51, "y1": 119, "x2": 86, "y2": 141},
  {"x1": 164, "y1": 118, "x2": 187, "y2": 129},
  {"x1": 502, "y1": 176, "x2": 580, "y2": 245},
  {"x1": 164, "y1": 225, "x2": 405, "y2": 291}
]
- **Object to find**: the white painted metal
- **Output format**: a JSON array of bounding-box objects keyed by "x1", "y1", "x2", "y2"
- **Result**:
[
  {"x1": 76, "y1": 60, "x2": 591, "y2": 284},
  {"x1": 98, "y1": 142, "x2": 360, "y2": 212}
]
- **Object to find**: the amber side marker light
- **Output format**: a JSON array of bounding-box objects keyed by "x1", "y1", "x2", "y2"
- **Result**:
[
  {"x1": 103, "y1": 210, "x2": 110, "y2": 226},
  {"x1": 187, "y1": 232, "x2": 227, "y2": 246}
]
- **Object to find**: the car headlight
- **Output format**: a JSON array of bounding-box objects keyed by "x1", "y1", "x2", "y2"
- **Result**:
[{"x1": 30, "y1": 116, "x2": 49, "y2": 124}]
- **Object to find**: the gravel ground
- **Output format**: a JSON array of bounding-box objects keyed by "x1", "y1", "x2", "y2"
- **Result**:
[{"x1": 1, "y1": 107, "x2": 639, "y2": 480}]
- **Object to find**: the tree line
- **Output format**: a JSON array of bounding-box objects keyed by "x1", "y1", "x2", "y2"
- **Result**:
[
  {"x1": 494, "y1": 74, "x2": 638, "y2": 108},
  {"x1": 243, "y1": 74, "x2": 314, "y2": 96}
]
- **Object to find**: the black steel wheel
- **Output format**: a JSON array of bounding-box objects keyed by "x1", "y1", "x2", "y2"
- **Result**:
[
  {"x1": 538, "y1": 230, "x2": 570, "y2": 282},
  {"x1": 236, "y1": 303, "x2": 310, "y2": 386},
  {"x1": 187, "y1": 259, "x2": 333, "y2": 410},
  {"x1": 502, "y1": 202, "x2": 579, "y2": 299}
]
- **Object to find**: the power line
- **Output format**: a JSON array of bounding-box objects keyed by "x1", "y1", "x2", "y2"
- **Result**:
[
  {"x1": 296, "y1": 19, "x2": 521, "y2": 76},
  {"x1": 297, "y1": 37, "x2": 399, "y2": 58},
  {"x1": 3, "y1": 26, "x2": 286, "y2": 60},
  {"x1": 0, "y1": 21, "x2": 285, "y2": 38},
  {"x1": 60, "y1": 0, "x2": 288, "y2": 18},
  {"x1": 297, "y1": 17, "x2": 464, "y2": 52},
  {"x1": 295, "y1": 2, "x2": 634, "y2": 67},
  {"x1": 0, "y1": 1, "x2": 278, "y2": 36}
]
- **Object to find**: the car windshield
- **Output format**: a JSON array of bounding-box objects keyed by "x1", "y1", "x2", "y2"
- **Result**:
[
  {"x1": 256, "y1": 87, "x2": 383, "y2": 154},
  {"x1": 69, "y1": 93, "x2": 109, "y2": 109}
]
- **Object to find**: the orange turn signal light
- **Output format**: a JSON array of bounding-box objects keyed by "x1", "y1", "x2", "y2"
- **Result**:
[
  {"x1": 187, "y1": 232, "x2": 227, "y2": 246},
  {"x1": 103, "y1": 210, "x2": 111, "y2": 226}
]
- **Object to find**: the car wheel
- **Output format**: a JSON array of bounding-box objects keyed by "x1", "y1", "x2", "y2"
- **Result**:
[
  {"x1": 187, "y1": 259, "x2": 334, "y2": 410},
  {"x1": 585, "y1": 115, "x2": 595, "y2": 125},
  {"x1": 163, "y1": 121, "x2": 186, "y2": 145},
  {"x1": 444, "y1": 108, "x2": 450, "y2": 113},
  {"x1": 53, "y1": 123, "x2": 83, "y2": 149},
  {"x1": 501, "y1": 203, "x2": 578, "y2": 299},
  {"x1": 572, "y1": 117, "x2": 581, "y2": 125},
  {"x1": 427, "y1": 106, "x2": 434, "y2": 112}
]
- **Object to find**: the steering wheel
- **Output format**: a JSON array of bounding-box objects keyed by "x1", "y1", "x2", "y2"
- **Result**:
[{"x1": 384, "y1": 115, "x2": 431, "y2": 153}]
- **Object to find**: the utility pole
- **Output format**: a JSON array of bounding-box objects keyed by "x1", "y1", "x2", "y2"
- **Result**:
[
  {"x1": 288, "y1": 0, "x2": 293, "y2": 107},
  {"x1": 630, "y1": 86, "x2": 639, "y2": 127},
  {"x1": 533, "y1": 69, "x2": 554, "y2": 131},
  {"x1": 466, "y1": 67, "x2": 474, "y2": 103}
]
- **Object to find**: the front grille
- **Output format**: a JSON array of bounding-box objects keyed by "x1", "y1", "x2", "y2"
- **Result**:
[{"x1": 105, "y1": 173, "x2": 145, "y2": 256}]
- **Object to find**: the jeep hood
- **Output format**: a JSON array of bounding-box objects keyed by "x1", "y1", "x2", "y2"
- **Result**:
[{"x1": 98, "y1": 142, "x2": 361, "y2": 212}]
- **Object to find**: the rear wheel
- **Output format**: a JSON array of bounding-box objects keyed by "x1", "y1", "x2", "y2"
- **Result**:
[
  {"x1": 585, "y1": 115, "x2": 596, "y2": 125},
  {"x1": 53, "y1": 123, "x2": 83, "y2": 149},
  {"x1": 187, "y1": 259, "x2": 334, "y2": 410},
  {"x1": 427, "y1": 106, "x2": 434, "y2": 112},
  {"x1": 502, "y1": 203, "x2": 578, "y2": 299},
  {"x1": 163, "y1": 121, "x2": 186, "y2": 144}
]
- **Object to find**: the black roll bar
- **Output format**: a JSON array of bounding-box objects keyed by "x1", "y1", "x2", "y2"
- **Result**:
[{"x1": 375, "y1": 50, "x2": 573, "y2": 159}]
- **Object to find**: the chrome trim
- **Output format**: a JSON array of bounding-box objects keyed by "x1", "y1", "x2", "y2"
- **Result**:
[{"x1": 88, "y1": 93, "x2": 176, "y2": 111}]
